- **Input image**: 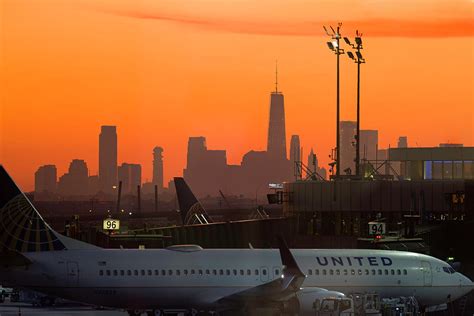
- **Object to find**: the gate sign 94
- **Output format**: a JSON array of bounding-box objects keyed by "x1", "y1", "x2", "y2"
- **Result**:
[
  {"x1": 103, "y1": 219, "x2": 120, "y2": 231},
  {"x1": 368, "y1": 222, "x2": 385, "y2": 236}
]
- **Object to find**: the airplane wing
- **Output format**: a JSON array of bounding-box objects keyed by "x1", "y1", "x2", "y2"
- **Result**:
[{"x1": 216, "y1": 236, "x2": 305, "y2": 307}]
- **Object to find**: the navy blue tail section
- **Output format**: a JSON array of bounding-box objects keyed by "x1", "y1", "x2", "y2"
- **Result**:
[
  {"x1": 174, "y1": 177, "x2": 208, "y2": 225},
  {"x1": 0, "y1": 166, "x2": 66, "y2": 252}
]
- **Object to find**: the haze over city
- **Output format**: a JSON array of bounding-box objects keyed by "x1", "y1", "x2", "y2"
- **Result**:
[{"x1": 1, "y1": 0, "x2": 473, "y2": 191}]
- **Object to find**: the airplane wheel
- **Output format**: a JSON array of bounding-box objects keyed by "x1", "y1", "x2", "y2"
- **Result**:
[
  {"x1": 128, "y1": 310, "x2": 143, "y2": 316},
  {"x1": 150, "y1": 309, "x2": 163, "y2": 316}
]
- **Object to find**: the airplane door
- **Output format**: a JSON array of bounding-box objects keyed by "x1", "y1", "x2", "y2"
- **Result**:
[
  {"x1": 421, "y1": 261, "x2": 432, "y2": 286},
  {"x1": 260, "y1": 267, "x2": 269, "y2": 283},
  {"x1": 67, "y1": 261, "x2": 79, "y2": 286}
]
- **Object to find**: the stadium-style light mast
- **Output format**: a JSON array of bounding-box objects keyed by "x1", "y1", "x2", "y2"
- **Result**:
[
  {"x1": 344, "y1": 31, "x2": 365, "y2": 177},
  {"x1": 324, "y1": 23, "x2": 345, "y2": 178}
]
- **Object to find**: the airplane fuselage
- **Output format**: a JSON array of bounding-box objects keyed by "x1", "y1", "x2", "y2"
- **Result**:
[{"x1": 1, "y1": 248, "x2": 471, "y2": 310}]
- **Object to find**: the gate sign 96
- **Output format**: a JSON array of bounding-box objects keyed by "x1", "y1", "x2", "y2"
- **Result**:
[
  {"x1": 368, "y1": 222, "x2": 385, "y2": 236},
  {"x1": 103, "y1": 219, "x2": 120, "y2": 231}
]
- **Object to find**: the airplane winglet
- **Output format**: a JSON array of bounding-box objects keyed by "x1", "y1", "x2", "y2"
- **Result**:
[{"x1": 277, "y1": 235, "x2": 305, "y2": 290}]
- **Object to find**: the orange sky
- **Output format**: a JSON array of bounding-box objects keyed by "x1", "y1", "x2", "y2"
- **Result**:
[{"x1": 1, "y1": 0, "x2": 473, "y2": 191}]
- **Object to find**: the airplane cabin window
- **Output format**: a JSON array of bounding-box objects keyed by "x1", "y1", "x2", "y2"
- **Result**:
[
  {"x1": 397, "y1": 269, "x2": 401, "y2": 275},
  {"x1": 343, "y1": 269, "x2": 348, "y2": 276},
  {"x1": 99, "y1": 270, "x2": 103, "y2": 276},
  {"x1": 106, "y1": 270, "x2": 111, "y2": 276},
  {"x1": 358, "y1": 269, "x2": 362, "y2": 275},
  {"x1": 371, "y1": 269, "x2": 376, "y2": 275},
  {"x1": 255, "y1": 269, "x2": 259, "y2": 276},
  {"x1": 329, "y1": 269, "x2": 334, "y2": 275},
  {"x1": 226, "y1": 269, "x2": 230, "y2": 276},
  {"x1": 322, "y1": 269, "x2": 327, "y2": 275},
  {"x1": 154, "y1": 270, "x2": 159, "y2": 276},
  {"x1": 403, "y1": 269, "x2": 407, "y2": 275},
  {"x1": 219, "y1": 269, "x2": 224, "y2": 275},
  {"x1": 168, "y1": 270, "x2": 173, "y2": 276},
  {"x1": 176, "y1": 270, "x2": 181, "y2": 276},
  {"x1": 384, "y1": 270, "x2": 388, "y2": 275},
  {"x1": 213, "y1": 269, "x2": 217, "y2": 275},
  {"x1": 161, "y1": 270, "x2": 166, "y2": 276},
  {"x1": 134, "y1": 270, "x2": 139, "y2": 276},
  {"x1": 275, "y1": 269, "x2": 280, "y2": 275},
  {"x1": 206, "y1": 269, "x2": 210, "y2": 275},
  {"x1": 391, "y1": 270, "x2": 395, "y2": 275},
  {"x1": 112, "y1": 270, "x2": 117, "y2": 276},
  {"x1": 233, "y1": 269, "x2": 237, "y2": 275},
  {"x1": 184, "y1": 270, "x2": 188, "y2": 275},
  {"x1": 336, "y1": 269, "x2": 340, "y2": 275},
  {"x1": 378, "y1": 269, "x2": 382, "y2": 275},
  {"x1": 240, "y1": 269, "x2": 244, "y2": 276},
  {"x1": 247, "y1": 269, "x2": 251, "y2": 276},
  {"x1": 148, "y1": 270, "x2": 152, "y2": 276},
  {"x1": 351, "y1": 269, "x2": 355, "y2": 275},
  {"x1": 128, "y1": 270, "x2": 132, "y2": 276},
  {"x1": 308, "y1": 269, "x2": 313, "y2": 275},
  {"x1": 199, "y1": 269, "x2": 203, "y2": 275},
  {"x1": 365, "y1": 269, "x2": 369, "y2": 275},
  {"x1": 262, "y1": 269, "x2": 267, "y2": 276},
  {"x1": 120, "y1": 270, "x2": 125, "y2": 276},
  {"x1": 315, "y1": 269, "x2": 320, "y2": 275},
  {"x1": 191, "y1": 269, "x2": 196, "y2": 275},
  {"x1": 141, "y1": 270, "x2": 145, "y2": 276}
]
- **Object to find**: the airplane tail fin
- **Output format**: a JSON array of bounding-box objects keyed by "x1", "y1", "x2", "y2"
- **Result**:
[
  {"x1": 174, "y1": 177, "x2": 210, "y2": 225},
  {"x1": 0, "y1": 166, "x2": 97, "y2": 252}
]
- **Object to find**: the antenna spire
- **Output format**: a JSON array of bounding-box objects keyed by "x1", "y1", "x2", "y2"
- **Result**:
[{"x1": 275, "y1": 60, "x2": 278, "y2": 93}]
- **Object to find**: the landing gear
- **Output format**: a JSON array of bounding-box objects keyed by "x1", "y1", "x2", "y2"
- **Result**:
[{"x1": 128, "y1": 310, "x2": 144, "y2": 316}]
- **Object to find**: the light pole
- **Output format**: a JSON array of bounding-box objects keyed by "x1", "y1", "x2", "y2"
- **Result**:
[
  {"x1": 324, "y1": 23, "x2": 345, "y2": 178},
  {"x1": 344, "y1": 31, "x2": 365, "y2": 177}
]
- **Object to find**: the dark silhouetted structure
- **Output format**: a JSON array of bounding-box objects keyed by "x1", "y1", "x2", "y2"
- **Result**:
[
  {"x1": 360, "y1": 129, "x2": 378, "y2": 161},
  {"x1": 152, "y1": 147, "x2": 164, "y2": 192},
  {"x1": 58, "y1": 159, "x2": 89, "y2": 197},
  {"x1": 99, "y1": 126, "x2": 117, "y2": 193},
  {"x1": 267, "y1": 90, "x2": 287, "y2": 161},
  {"x1": 398, "y1": 136, "x2": 408, "y2": 148},
  {"x1": 118, "y1": 163, "x2": 142, "y2": 194},
  {"x1": 340, "y1": 121, "x2": 356, "y2": 175},
  {"x1": 34, "y1": 165, "x2": 57, "y2": 200},
  {"x1": 289, "y1": 135, "x2": 301, "y2": 179}
]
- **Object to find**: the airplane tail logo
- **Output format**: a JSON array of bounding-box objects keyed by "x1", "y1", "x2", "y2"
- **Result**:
[
  {"x1": 0, "y1": 166, "x2": 66, "y2": 252},
  {"x1": 174, "y1": 177, "x2": 210, "y2": 225}
]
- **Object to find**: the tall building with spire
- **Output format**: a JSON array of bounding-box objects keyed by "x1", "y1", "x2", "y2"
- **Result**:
[
  {"x1": 99, "y1": 125, "x2": 117, "y2": 193},
  {"x1": 152, "y1": 146, "x2": 164, "y2": 192},
  {"x1": 267, "y1": 64, "x2": 287, "y2": 161}
]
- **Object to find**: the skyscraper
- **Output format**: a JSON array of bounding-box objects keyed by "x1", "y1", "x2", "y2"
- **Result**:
[
  {"x1": 398, "y1": 136, "x2": 408, "y2": 148},
  {"x1": 360, "y1": 130, "x2": 379, "y2": 161},
  {"x1": 289, "y1": 135, "x2": 301, "y2": 179},
  {"x1": 58, "y1": 159, "x2": 89, "y2": 197},
  {"x1": 118, "y1": 163, "x2": 142, "y2": 194},
  {"x1": 34, "y1": 165, "x2": 57, "y2": 194},
  {"x1": 340, "y1": 121, "x2": 357, "y2": 175},
  {"x1": 152, "y1": 147, "x2": 164, "y2": 192},
  {"x1": 307, "y1": 148, "x2": 317, "y2": 175},
  {"x1": 267, "y1": 76, "x2": 287, "y2": 161},
  {"x1": 99, "y1": 126, "x2": 117, "y2": 193}
]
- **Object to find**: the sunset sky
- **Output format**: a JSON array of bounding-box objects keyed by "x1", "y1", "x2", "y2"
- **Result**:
[{"x1": 1, "y1": 0, "x2": 473, "y2": 191}]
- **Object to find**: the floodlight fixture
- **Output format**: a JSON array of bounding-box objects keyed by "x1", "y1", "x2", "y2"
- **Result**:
[
  {"x1": 347, "y1": 51, "x2": 355, "y2": 59},
  {"x1": 327, "y1": 42, "x2": 335, "y2": 50},
  {"x1": 344, "y1": 37, "x2": 351, "y2": 45},
  {"x1": 332, "y1": 40, "x2": 338, "y2": 48},
  {"x1": 355, "y1": 37, "x2": 362, "y2": 46},
  {"x1": 356, "y1": 51, "x2": 363, "y2": 60}
]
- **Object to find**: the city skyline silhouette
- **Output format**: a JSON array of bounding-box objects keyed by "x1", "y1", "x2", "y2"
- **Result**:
[{"x1": 1, "y1": 1, "x2": 472, "y2": 191}]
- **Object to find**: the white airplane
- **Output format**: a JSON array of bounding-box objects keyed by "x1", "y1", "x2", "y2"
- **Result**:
[{"x1": 0, "y1": 167, "x2": 472, "y2": 316}]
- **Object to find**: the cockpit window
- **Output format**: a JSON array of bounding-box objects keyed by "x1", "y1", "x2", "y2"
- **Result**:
[{"x1": 442, "y1": 266, "x2": 456, "y2": 274}]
